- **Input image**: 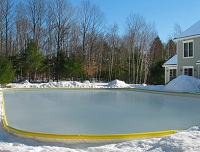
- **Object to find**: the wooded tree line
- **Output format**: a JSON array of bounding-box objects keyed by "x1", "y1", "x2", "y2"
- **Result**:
[{"x1": 0, "y1": 0, "x2": 177, "y2": 85}]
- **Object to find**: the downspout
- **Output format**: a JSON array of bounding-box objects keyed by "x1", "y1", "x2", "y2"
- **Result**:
[{"x1": 165, "y1": 67, "x2": 167, "y2": 84}]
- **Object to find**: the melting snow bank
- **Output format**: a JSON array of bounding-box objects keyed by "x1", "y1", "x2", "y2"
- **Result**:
[
  {"x1": 139, "y1": 75, "x2": 200, "y2": 93},
  {"x1": 6, "y1": 79, "x2": 136, "y2": 89},
  {"x1": 108, "y1": 79, "x2": 130, "y2": 88},
  {"x1": 164, "y1": 75, "x2": 200, "y2": 93},
  {"x1": 6, "y1": 75, "x2": 200, "y2": 93},
  {"x1": 6, "y1": 80, "x2": 98, "y2": 88}
]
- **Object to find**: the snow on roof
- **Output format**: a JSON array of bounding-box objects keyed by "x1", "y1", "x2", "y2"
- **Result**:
[
  {"x1": 175, "y1": 20, "x2": 200, "y2": 39},
  {"x1": 163, "y1": 55, "x2": 177, "y2": 66}
]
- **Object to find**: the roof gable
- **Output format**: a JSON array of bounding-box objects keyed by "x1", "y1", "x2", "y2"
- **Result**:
[
  {"x1": 163, "y1": 55, "x2": 177, "y2": 66},
  {"x1": 175, "y1": 20, "x2": 200, "y2": 39}
]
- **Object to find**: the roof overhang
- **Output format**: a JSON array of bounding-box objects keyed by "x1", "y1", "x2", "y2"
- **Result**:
[
  {"x1": 174, "y1": 34, "x2": 200, "y2": 42},
  {"x1": 162, "y1": 64, "x2": 177, "y2": 67}
]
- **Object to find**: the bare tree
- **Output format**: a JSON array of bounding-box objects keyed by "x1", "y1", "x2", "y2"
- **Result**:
[
  {"x1": 26, "y1": 0, "x2": 46, "y2": 48},
  {"x1": 173, "y1": 23, "x2": 182, "y2": 38},
  {"x1": 49, "y1": 0, "x2": 75, "y2": 55},
  {"x1": 16, "y1": 2, "x2": 30, "y2": 54},
  {"x1": 94, "y1": 34, "x2": 105, "y2": 81},
  {"x1": 0, "y1": 0, "x2": 14, "y2": 56},
  {"x1": 0, "y1": 0, "x2": 163, "y2": 83},
  {"x1": 125, "y1": 13, "x2": 157, "y2": 83},
  {"x1": 69, "y1": 21, "x2": 81, "y2": 57},
  {"x1": 79, "y1": 0, "x2": 105, "y2": 78},
  {"x1": 45, "y1": 3, "x2": 55, "y2": 56},
  {"x1": 125, "y1": 14, "x2": 144, "y2": 83},
  {"x1": 106, "y1": 24, "x2": 119, "y2": 81}
]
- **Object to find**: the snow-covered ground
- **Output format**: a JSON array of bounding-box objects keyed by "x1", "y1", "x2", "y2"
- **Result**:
[
  {"x1": 6, "y1": 75, "x2": 200, "y2": 93},
  {"x1": 1, "y1": 75, "x2": 200, "y2": 151}
]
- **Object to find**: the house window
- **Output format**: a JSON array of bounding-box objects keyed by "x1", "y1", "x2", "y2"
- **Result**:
[
  {"x1": 184, "y1": 68, "x2": 193, "y2": 76},
  {"x1": 169, "y1": 69, "x2": 176, "y2": 81},
  {"x1": 183, "y1": 41, "x2": 193, "y2": 58}
]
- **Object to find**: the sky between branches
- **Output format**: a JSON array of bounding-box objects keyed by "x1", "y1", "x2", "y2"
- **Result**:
[{"x1": 70, "y1": 0, "x2": 200, "y2": 42}]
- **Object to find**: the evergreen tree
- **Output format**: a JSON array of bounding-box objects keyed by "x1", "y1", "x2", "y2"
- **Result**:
[
  {"x1": 54, "y1": 51, "x2": 67, "y2": 81},
  {"x1": 0, "y1": 56, "x2": 15, "y2": 86},
  {"x1": 65, "y1": 55, "x2": 85, "y2": 79},
  {"x1": 165, "y1": 39, "x2": 176, "y2": 59},
  {"x1": 24, "y1": 41, "x2": 44, "y2": 81},
  {"x1": 43, "y1": 56, "x2": 54, "y2": 82},
  {"x1": 10, "y1": 55, "x2": 21, "y2": 81},
  {"x1": 54, "y1": 52, "x2": 85, "y2": 81},
  {"x1": 149, "y1": 58, "x2": 166, "y2": 85},
  {"x1": 150, "y1": 36, "x2": 164, "y2": 65}
]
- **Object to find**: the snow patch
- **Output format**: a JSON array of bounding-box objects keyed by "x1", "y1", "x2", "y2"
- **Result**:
[
  {"x1": 107, "y1": 79, "x2": 130, "y2": 88},
  {"x1": 164, "y1": 75, "x2": 200, "y2": 93},
  {"x1": 6, "y1": 80, "x2": 132, "y2": 89},
  {"x1": 5, "y1": 75, "x2": 200, "y2": 94},
  {"x1": 141, "y1": 85, "x2": 165, "y2": 91}
]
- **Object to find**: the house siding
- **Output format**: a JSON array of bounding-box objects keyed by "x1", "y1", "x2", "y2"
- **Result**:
[{"x1": 177, "y1": 36, "x2": 200, "y2": 78}]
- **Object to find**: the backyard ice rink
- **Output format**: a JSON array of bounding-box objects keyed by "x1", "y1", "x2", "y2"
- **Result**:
[
  {"x1": 4, "y1": 89, "x2": 200, "y2": 135},
  {"x1": 1, "y1": 75, "x2": 200, "y2": 151}
]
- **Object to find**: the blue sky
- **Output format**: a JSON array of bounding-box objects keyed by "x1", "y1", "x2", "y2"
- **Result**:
[{"x1": 70, "y1": 0, "x2": 200, "y2": 42}]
